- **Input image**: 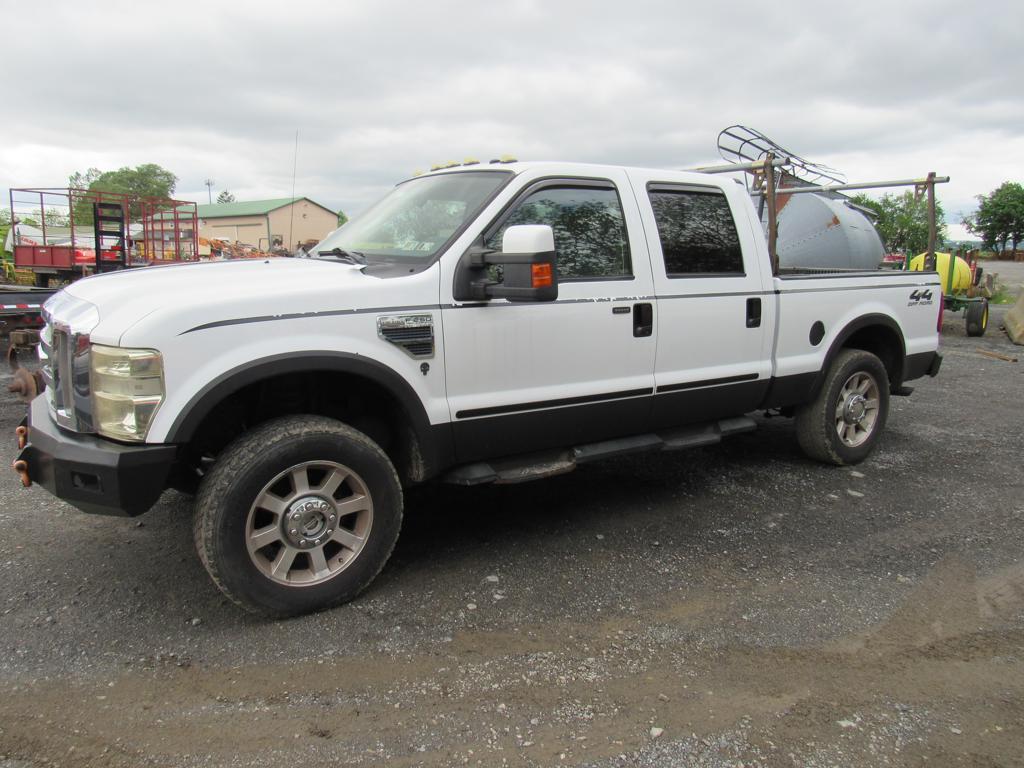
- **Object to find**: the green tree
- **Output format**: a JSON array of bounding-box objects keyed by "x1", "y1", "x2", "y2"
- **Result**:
[
  {"x1": 965, "y1": 182, "x2": 1024, "y2": 253},
  {"x1": 70, "y1": 168, "x2": 102, "y2": 191},
  {"x1": 3, "y1": 208, "x2": 68, "y2": 228},
  {"x1": 850, "y1": 191, "x2": 946, "y2": 255},
  {"x1": 217, "y1": 190, "x2": 236, "y2": 204},
  {"x1": 68, "y1": 163, "x2": 178, "y2": 223},
  {"x1": 90, "y1": 163, "x2": 177, "y2": 198},
  {"x1": 337, "y1": 209, "x2": 349, "y2": 227}
]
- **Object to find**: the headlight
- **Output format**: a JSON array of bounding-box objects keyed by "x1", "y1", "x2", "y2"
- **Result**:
[{"x1": 90, "y1": 345, "x2": 165, "y2": 442}]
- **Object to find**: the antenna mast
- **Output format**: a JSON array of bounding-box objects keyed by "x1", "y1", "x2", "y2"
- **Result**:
[{"x1": 288, "y1": 130, "x2": 299, "y2": 252}]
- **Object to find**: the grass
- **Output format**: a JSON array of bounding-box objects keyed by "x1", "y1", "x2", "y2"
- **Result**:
[{"x1": 990, "y1": 284, "x2": 1018, "y2": 305}]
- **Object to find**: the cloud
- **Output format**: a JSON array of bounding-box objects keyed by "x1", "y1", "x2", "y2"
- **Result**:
[{"x1": 2, "y1": 0, "x2": 1021, "y2": 222}]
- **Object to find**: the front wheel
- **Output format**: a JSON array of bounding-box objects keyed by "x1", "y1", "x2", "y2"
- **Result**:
[
  {"x1": 794, "y1": 349, "x2": 890, "y2": 465},
  {"x1": 193, "y1": 415, "x2": 403, "y2": 617}
]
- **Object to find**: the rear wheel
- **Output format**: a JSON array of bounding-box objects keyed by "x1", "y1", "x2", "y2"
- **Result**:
[
  {"x1": 965, "y1": 298, "x2": 988, "y2": 337},
  {"x1": 795, "y1": 349, "x2": 890, "y2": 465},
  {"x1": 193, "y1": 415, "x2": 403, "y2": 617}
]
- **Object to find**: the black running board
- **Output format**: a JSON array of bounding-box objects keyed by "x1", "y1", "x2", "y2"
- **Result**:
[{"x1": 440, "y1": 416, "x2": 757, "y2": 486}]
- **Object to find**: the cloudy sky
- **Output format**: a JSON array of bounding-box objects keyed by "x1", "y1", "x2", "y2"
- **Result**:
[{"x1": 3, "y1": 0, "x2": 1021, "y2": 240}]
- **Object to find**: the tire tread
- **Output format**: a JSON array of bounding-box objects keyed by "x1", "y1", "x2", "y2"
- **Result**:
[
  {"x1": 192, "y1": 415, "x2": 402, "y2": 617},
  {"x1": 794, "y1": 349, "x2": 889, "y2": 466}
]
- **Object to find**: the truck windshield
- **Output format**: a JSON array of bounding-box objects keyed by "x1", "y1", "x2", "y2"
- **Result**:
[{"x1": 314, "y1": 170, "x2": 511, "y2": 263}]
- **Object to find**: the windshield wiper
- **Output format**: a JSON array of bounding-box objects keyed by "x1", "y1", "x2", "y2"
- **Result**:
[{"x1": 315, "y1": 247, "x2": 366, "y2": 265}]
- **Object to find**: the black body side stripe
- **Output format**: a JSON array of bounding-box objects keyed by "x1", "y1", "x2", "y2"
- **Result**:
[
  {"x1": 655, "y1": 373, "x2": 759, "y2": 394},
  {"x1": 181, "y1": 292, "x2": 778, "y2": 333},
  {"x1": 656, "y1": 290, "x2": 773, "y2": 301},
  {"x1": 181, "y1": 275, "x2": 938, "y2": 335},
  {"x1": 181, "y1": 304, "x2": 443, "y2": 334},
  {"x1": 455, "y1": 387, "x2": 653, "y2": 419},
  {"x1": 450, "y1": 291, "x2": 773, "y2": 308}
]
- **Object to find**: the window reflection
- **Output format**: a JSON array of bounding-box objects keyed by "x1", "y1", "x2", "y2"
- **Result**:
[
  {"x1": 488, "y1": 186, "x2": 632, "y2": 279},
  {"x1": 649, "y1": 190, "x2": 743, "y2": 275}
]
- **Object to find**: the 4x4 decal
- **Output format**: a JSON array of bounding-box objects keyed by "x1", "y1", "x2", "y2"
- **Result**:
[{"x1": 908, "y1": 289, "x2": 934, "y2": 307}]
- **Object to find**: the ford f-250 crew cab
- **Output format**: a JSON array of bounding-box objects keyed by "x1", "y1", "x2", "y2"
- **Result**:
[{"x1": 13, "y1": 161, "x2": 943, "y2": 616}]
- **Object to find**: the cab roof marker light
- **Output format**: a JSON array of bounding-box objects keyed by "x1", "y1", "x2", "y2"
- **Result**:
[{"x1": 424, "y1": 157, "x2": 515, "y2": 171}]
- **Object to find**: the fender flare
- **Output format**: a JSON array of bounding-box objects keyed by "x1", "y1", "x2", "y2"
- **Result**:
[
  {"x1": 163, "y1": 351, "x2": 451, "y2": 475},
  {"x1": 813, "y1": 313, "x2": 907, "y2": 395}
]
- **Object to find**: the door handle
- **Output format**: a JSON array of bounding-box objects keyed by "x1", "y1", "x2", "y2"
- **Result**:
[
  {"x1": 746, "y1": 297, "x2": 762, "y2": 328},
  {"x1": 633, "y1": 302, "x2": 653, "y2": 337}
]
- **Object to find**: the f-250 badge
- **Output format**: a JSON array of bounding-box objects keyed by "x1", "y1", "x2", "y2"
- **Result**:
[{"x1": 908, "y1": 289, "x2": 934, "y2": 307}]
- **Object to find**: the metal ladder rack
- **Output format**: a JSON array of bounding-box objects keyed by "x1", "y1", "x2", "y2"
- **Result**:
[{"x1": 92, "y1": 201, "x2": 128, "y2": 272}]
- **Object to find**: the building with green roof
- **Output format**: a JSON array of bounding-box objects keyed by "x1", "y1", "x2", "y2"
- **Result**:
[{"x1": 197, "y1": 197, "x2": 337, "y2": 251}]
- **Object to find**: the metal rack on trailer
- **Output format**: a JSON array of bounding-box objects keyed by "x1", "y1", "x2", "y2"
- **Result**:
[
  {"x1": 3, "y1": 188, "x2": 200, "y2": 392},
  {"x1": 7, "y1": 187, "x2": 199, "y2": 287}
]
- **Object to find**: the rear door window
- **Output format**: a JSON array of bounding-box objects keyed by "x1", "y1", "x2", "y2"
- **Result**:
[{"x1": 648, "y1": 187, "x2": 744, "y2": 276}]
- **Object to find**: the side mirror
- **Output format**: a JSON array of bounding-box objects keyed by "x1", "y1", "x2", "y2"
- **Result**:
[{"x1": 454, "y1": 224, "x2": 558, "y2": 302}]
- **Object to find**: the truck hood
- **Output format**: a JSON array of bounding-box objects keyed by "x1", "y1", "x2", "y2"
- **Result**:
[{"x1": 63, "y1": 258, "x2": 379, "y2": 345}]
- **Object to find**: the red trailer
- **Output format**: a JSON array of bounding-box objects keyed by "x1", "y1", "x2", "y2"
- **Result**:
[{"x1": 8, "y1": 187, "x2": 198, "y2": 287}]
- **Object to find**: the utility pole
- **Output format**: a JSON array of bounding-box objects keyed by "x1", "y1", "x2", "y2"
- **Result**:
[{"x1": 204, "y1": 179, "x2": 215, "y2": 204}]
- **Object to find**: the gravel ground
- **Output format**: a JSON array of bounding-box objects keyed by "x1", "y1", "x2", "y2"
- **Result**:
[
  {"x1": 1, "y1": 309, "x2": 1022, "y2": 767},
  {"x1": 984, "y1": 258, "x2": 1024, "y2": 295},
  {"x1": 987, "y1": 257, "x2": 1024, "y2": 290}
]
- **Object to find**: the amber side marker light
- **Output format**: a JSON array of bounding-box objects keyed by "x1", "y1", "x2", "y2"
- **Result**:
[{"x1": 532, "y1": 263, "x2": 553, "y2": 288}]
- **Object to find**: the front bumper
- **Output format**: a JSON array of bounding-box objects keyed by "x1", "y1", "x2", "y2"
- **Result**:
[{"x1": 15, "y1": 395, "x2": 178, "y2": 516}]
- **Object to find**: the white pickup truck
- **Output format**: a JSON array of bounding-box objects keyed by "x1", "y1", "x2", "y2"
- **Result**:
[{"x1": 14, "y1": 161, "x2": 943, "y2": 616}]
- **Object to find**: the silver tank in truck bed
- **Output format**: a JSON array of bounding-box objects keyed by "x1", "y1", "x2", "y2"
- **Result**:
[{"x1": 716, "y1": 124, "x2": 885, "y2": 271}]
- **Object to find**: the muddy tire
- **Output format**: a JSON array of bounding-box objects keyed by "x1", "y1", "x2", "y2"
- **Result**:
[
  {"x1": 795, "y1": 349, "x2": 890, "y2": 466},
  {"x1": 193, "y1": 415, "x2": 403, "y2": 618}
]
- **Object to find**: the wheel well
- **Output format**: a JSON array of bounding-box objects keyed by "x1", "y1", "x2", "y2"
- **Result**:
[
  {"x1": 180, "y1": 370, "x2": 429, "y2": 488},
  {"x1": 839, "y1": 324, "x2": 904, "y2": 387}
]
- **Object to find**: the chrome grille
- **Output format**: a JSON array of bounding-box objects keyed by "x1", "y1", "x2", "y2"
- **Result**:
[
  {"x1": 39, "y1": 292, "x2": 99, "y2": 433},
  {"x1": 51, "y1": 327, "x2": 71, "y2": 421}
]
